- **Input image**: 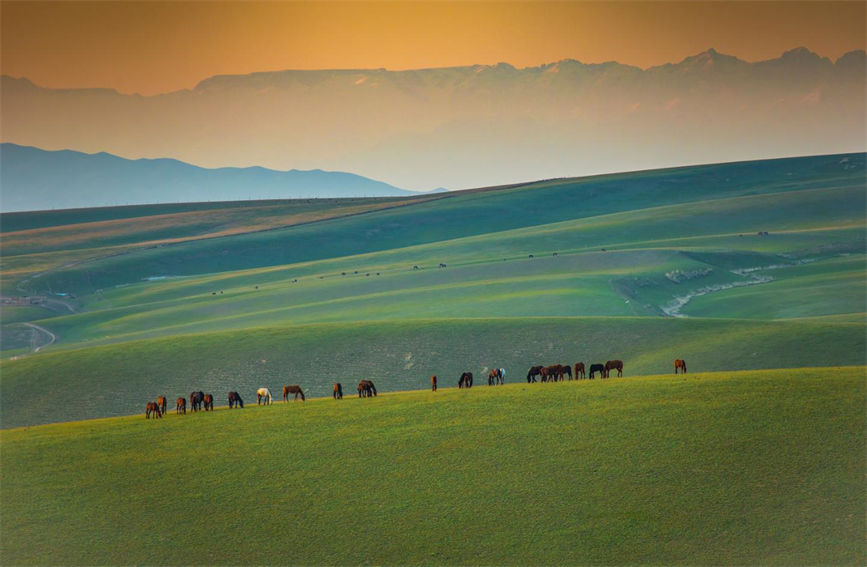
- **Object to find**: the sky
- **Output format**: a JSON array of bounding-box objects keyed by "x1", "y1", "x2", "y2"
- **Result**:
[{"x1": 2, "y1": 1, "x2": 865, "y2": 96}]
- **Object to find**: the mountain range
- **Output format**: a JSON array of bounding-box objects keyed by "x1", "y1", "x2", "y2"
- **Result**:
[
  {"x1": 0, "y1": 144, "x2": 416, "y2": 212},
  {"x1": 2, "y1": 47, "x2": 864, "y2": 190}
]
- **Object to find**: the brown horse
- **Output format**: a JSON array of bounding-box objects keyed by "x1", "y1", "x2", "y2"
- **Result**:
[
  {"x1": 458, "y1": 372, "x2": 473, "y2": 389},
  {"x1": 203, "y1": 394, "x2": 214, "y2": 411},
  {"x1": 145, "y1": 401, "x2": 162, "y2": 419},
  {"x1": 605, "y1": 360, "x2": 624, "y2": 377},
  {"x1": 674, "y1": 359, "x2": 687, "y2": 374},
  {"x1": 228, "y1": 391, "x2": 244, "y2": 408},
  {"x1": 574, "y1": 362, "x2": 586, "y2": 379},
  {"x1": 283, "y1": 385, "x2": 306, "y2": 401},
  {"x1": 176, "y1": 397, "x2": 186, "y2": 414},
  {"x1": 527, "y1": 366, "x2": 543, "y2": 383},
  {"x1": 431, "y1": 375, "x2": 437, "y2": 392},
  {"x1": 589, "y1": 363, "x2": 605, "y2": 379},
  {"x1": 333, "y1": 383, "x2": 343, "y2": 399},
  {"x1": 156, "y1": 396, "x2": 167, "y2": 415},
  {"x1": 561, "y1": 365, "x2": 572, "y2": 380},
  {"x1": 358, "y1": 380, "x2": 377, "y2": 397},
  {"x1": 541, "y1": 365, "x2": 561, "y2": 382}
]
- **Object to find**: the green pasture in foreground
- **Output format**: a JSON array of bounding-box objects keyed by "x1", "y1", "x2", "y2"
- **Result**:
[{"x1": 2, "y1": 368, "x2": 863, "y2": 565}]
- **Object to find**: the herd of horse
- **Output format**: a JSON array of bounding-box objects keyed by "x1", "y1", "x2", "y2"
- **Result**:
[{"x1": 144, "y1": 359, "x2": 688, "y2": 418}]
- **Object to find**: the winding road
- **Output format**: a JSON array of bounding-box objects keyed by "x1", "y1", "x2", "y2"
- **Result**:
[{"x1": 22, "y1": 322, "x2": 56, "y2": 352}]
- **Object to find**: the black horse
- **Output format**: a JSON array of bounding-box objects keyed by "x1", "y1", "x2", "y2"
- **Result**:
[
  {"x1": 228, "y1": 391, "x2": 244, "y2": 408},
  {"x1": 527, "y1": 366, "x2": 543, "y2": 383},
  {"x1": 458, "y1": 372, "x2": 473, "y2": 389},
  {"x1": 588, "y1": 364, "x2": 605, "y2": 379},
  {"x1": 189, "y1": 391, "x2": 205, "y2": 412}
]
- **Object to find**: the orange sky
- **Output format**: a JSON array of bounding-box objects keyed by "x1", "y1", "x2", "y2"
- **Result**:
[{"x1": 2, "y1": 1, "x2": 865, "y2": 96}]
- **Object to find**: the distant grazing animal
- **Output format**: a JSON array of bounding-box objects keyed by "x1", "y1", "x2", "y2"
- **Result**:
[
  {"x1": 574, "y1": 362, "x2": 586, "y2": 379},
  {"x1": 145, "y1": 401, "x2": 162, "y2": 419},
  {"x1": 488, "y1": 368, "x2": 499, "y2": 386},
  {"x1": 498, "y1": 368, "x2": 505, "y2": 384},
  {"x1": 228, "y1": 391, "x2": 244, "y2": 408},
  {"x1": 176, "y1": 397, "x2": 186, "y2": 414},
  {"x1": 561, "y1": 365, "x2": 572, "y2": 380},
  {"x1": 333, "y1": 383, "x2": 343, "y2": 399},
  {"x1": 589, "y1": 364, "x2": 605, "y2": 379},
  {"x1": 190, "y1": 391, "x2": 205, "y2": 412},
  {"x1": 540, "y1": 365, "x2": 560, "y2": 383},
  {"x1": 605, "y1": 360, "x2": 624, "y2": 378},
  {"x1": 674, "y1": 359, "x2": 687, "y2": 374},
  {"x1": 283, "y1": 385, "x2": 306, "y2": 402},
  {"x1": 527, "y1": 366, "x2": 543, "y2": 383},
  {"x1": 358, "y1": 380, "x2": 377, "y2": 397},
  {"x1": 203, "y1": 394, "x2": 214, "y2": 411},
  {"x1": 458, "y1": 372, "x2": 473, "y2": 389},
  {"x1": 431, "y1": 375, "x2": 437, "y2": 392},
  {"x1": 257, "y1": 388, "x2": 273, "y2": 405},
  {"x1": 156, "y1": 396, "x2": 167, "y2": 415}
]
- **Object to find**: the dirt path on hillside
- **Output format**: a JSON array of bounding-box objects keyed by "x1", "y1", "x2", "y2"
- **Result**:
[{"x1": 21, "y1": 322, "x2": 56, "y2": 352}]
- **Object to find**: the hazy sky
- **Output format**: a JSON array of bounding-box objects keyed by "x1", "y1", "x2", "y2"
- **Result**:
[{"x1": 3, "y1": 1, "x2": 865, "y2": 96}]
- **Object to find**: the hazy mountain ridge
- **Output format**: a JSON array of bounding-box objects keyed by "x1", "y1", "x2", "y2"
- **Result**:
[
  {"x1": 0, "y1": 144, "x2": 415, "y2": 212},
  {"x1": 2, "y1": 47, "x2": 864, "y2": 190}
]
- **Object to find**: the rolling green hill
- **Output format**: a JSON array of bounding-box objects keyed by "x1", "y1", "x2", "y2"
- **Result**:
[
  {"x1": 2, "y1": 368, "x2": 864, "y2": 565},
  {"x1": 0, "y1": 153, "x2": 864, "y2": 428}
]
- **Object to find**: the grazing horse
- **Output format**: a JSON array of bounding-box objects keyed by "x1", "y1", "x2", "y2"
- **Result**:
[
  {"x1": 176, "y1": 397, "x2": 186, "y2": 414},
  {"x1": 228, "y1": 391, "x2": 244, "y2": 408},
  {"x1": 431, "y1": 375, "x2": 437, "y2": 392},
  {"x1": 488, "y1": 368, "x2": 499, "y2": 386},
  {"x1": 605, "y1": 360, "x2": 624, "y2": 378},
  {"x1": 574, "y1": 362, "x2": 586, "y2": 379},
  {"x1": 257, "y1": 388, "x2": 273, "y2": 405},
  {"x1": 203, "y1": 394, "x2": 214, "y2": 411},
  {"x1": 283, "y1": 385, "x2": 306, "y2": 402},
  {"x1": 674, "y1": 359, "x2": 687, "y2": 374},
  {"x1": 145, "y1": 401, "x2": 162, "y2": 419},
  {"x1": 561, "y1": 365, "x2": 572, "y2": 380},
  {"x1": 498, "y1": 368, "x2": 505, "y2": 384},
  {"x1": 458, "y1": 372, "x2": 473, "y2": 389},
  {"x1": 527, "y1": 366, "x2": 543, "y2": 383},
  {"x1": 333, "y1": 383, "x2": 343, "y2": 399},
  {"x1": 358, "y1": 380, "x2": 377, "y2": 397},
  {"x1": 540, "y1": 365, "x2": 561, "y2": 382},
  {"x1": 156, "y1": 396, "x2": 167, "y2": 415},
  {"x1": 589, "y1": 364, "x2": 605, "y2": 379},
  {"x1": 190, "y1": 391, "x2": 205, "y2": 412}
]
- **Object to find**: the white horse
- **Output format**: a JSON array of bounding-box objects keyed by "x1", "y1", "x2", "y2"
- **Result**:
[
  {"x1": 499, "y1": 368, "x2": 506, "y2": 384},
  {"x1": 257, "y1": 387, "x2": 272, "y2": 405}
]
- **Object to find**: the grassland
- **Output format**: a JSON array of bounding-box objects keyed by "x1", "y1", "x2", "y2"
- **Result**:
[
  {"x1": 1, "y1": 153, "x2": 864, "y2": 429},
  {"x1": 2, "y1": 368, "x2": 863, "y2": 565}
]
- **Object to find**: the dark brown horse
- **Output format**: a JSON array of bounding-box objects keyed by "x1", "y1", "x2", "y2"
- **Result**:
[
  {"x1": 283, "y1": 385, "x2": 306, "y2": 402},
  {"x1": 674, "y1": 359, "x2": 687, "y2": 374},
  {"x1": 527, "y1": 366, "x2": 543, "y2": 383},
  {"x1": 203, "y1": 394, "x2": 214, "y2": 411},
  {"x1": 145, "y1": 401, "x2": 162, "y2": 419},
  {"x1": 561, "y1": 365, "x2": 572, "y2": 380},
  {"x1": 176, "y1": 397, "x2": 186, "y2": 414},
  {"x1": 574, "y1": 362, "x2": 586, "y2": 379},
  {"x1": 228, "y1": 391, "x2": 244, "y2": 408},
  {"x1": 358, "y1": 380, "x2": 377, "y2": 397},
  {"x1": 605, "y1": 360, "x2": 623, "y2": 377},
  {"x1": 190, "y1": 391, "x2": 204, "y2": 412},
  {"x1": 458, "y1": 372, "x2": 473, "y2": 389},
  {"x1": 589, "y1": 364, "x2": 605, "y2": 379},
  {"x1": 431, "y1": 375, "x2": 437, "y2": 392},
  {"x1": 156, "y1": 396, "x2": 167, "y2": 415},
  {"x1": 333, "y1": 383, "x2": 343, "y2": 399},
  {"x1": 540, "y1": 365, "x2": 561, "y2": 382}
]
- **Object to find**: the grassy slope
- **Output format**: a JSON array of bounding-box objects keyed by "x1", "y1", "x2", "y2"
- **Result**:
[
  {"x1": 2, "y1": 368, "x2": 864, "y2": 566},
  {"x1": 2, "y1": 317, "x2": 864, "y2": 428}
]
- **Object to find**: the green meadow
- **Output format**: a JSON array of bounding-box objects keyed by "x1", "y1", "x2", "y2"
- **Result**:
[
  {"x1": 1, "y1": 153, "x2": 865, "y2": 565},
  {"x1": 2, "y1": 369, "x2": 864, "y2": 565}
]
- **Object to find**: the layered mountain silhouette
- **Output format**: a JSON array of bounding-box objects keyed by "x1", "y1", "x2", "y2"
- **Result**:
[
  {"x1": 0, "y1": 144, "x2": 415, "y2": 212},
  {"x1": 2, "y1": 47, "x2": 864, "y2": 191}
]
